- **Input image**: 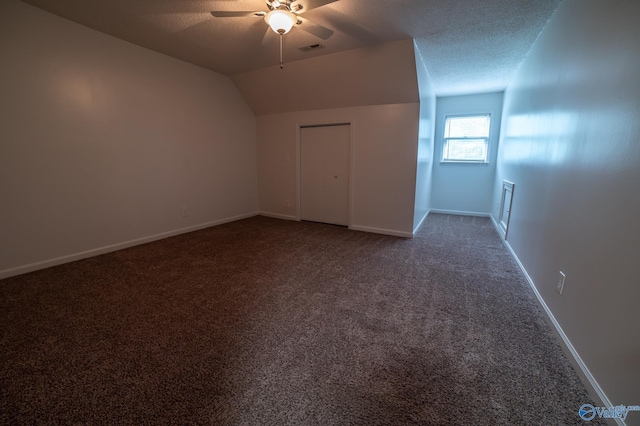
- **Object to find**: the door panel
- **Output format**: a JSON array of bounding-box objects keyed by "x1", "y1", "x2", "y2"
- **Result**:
[{"x1": 300, "y1": 125, "x2": 350, "y2": 226}]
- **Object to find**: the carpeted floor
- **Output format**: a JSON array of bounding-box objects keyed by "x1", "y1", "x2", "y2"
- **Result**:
[{"x1": 0, "y1": 214, "x2": 602, "y2": 425}]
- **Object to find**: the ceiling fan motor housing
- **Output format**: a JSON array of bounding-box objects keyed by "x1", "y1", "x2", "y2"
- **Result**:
[{"x1": 267, "y1": 0, "x2": 297, "y2": 11}]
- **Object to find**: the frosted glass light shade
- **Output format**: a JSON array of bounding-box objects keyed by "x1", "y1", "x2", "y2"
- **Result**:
[{"x1": 265, "y1": 10, "x2": 296, "y2": 34}]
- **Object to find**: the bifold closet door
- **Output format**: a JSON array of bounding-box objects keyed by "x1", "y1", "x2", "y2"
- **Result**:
[{"x1": 300, "y1": 125, "x2": 350, "y2": 226}]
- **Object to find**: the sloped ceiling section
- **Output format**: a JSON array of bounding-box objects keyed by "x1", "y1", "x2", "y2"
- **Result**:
[
  {"x1": 19, "y1": 0, "x2": 562, "y2": 97},
  {"x1": 232, "y1": 39, "x2": 419, "y2": 115}
]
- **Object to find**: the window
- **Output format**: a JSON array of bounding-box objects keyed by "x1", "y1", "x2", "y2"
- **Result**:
[{"x1": 442, "y1": 114, "x2": 491, "y2": 163}]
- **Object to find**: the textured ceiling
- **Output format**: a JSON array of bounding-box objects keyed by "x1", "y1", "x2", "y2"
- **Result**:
[{"x1": 20, "y1": 0, "x2": 562, "y2": 96}]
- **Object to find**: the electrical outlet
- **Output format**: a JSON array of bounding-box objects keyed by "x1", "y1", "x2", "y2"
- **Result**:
[
  {"x1": 556, "y1": 271, "x2": 566, "y2": 294},
  {"x1": 284, "y1": 199, "x2": 290, "y2": 208},
  {"x1": 181, "y1": 207, "x2": 187, "y2": 218}
]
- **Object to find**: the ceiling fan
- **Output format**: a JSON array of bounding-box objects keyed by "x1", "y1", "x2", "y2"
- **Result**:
[{"x1": 211, "y1": 0, "x2": 338, "y2": 68}]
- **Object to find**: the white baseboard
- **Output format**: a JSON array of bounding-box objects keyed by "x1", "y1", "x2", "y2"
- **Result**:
[
  {"x1": 258, "y1": 211, "x2": 298, "y2": 221},
  {"x1": 259, "y1": 212, "x2": 413, "y2": 239},
  {"x1": 430, "y1": 209, "x2": 490, "y2": 217},
  {"x1": 488, "y1": 216, "x2": 622, "y2": 426},
  {"x1": 0, "y1": 211, "x2": 260, "y2": 280},
  {"x1": 349, "y1": 225, "x2": 413, "y2": 238}
]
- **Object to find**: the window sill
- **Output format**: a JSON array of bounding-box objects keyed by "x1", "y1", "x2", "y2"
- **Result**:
[{"x1": 440, "y1": 160, "x2": 490, "y2": 164}]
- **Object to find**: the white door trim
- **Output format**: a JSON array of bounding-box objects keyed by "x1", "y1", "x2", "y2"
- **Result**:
[{"x1": 498, "y1": 180, "x2": 515, "y2": 239}]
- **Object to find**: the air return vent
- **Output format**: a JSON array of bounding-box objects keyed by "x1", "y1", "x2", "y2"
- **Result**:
[{"x1": 299, "y1": 43, "x2": 325, "y2": 52}]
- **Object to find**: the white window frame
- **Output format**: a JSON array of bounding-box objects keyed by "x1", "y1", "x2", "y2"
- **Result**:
[{"x1": 441, "y1": 114, "x2": 491, "y2": 164}]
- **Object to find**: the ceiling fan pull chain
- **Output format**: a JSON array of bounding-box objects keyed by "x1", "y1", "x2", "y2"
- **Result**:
[{"x1": 280, "y1": 33, "x2": 284, "y2": 69}]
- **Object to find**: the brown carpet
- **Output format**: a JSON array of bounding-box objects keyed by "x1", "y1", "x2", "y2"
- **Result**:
[{"x1": 1, "y1": 214, "x2": 602, "y2": 425}]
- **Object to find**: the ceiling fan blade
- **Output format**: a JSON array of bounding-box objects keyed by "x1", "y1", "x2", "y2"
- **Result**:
[
  {"x1": 295, "y1": 16, "x2": 334, "y2": 40},
  {"x1": 210, "y1": 11, "x2": 265, "y2": 18},
  {"x1": 294, "y1": 0, "x2": 339, "y2": 14}
]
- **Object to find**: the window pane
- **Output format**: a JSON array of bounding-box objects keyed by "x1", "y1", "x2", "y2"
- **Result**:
[
  {"x1": 445, "y1": 115, "x2": 490, "y2": 138},
  {"x1": 443, "y1": 139, "x2": 487, "y2": 161}
]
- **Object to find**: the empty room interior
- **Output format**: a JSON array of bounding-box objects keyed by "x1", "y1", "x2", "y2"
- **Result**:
[{"x1": 1, "y1": 0, "x2": 639, "y2": 424}]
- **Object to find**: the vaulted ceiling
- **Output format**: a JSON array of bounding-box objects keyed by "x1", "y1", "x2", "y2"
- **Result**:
[{"x1": 20, "y1": 0, "x2": 561, "y2": 96}]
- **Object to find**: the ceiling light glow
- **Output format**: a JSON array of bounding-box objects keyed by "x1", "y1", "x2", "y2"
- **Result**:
[{"x1": 265, "y1": 10, "x2": 296, "y2": 34}]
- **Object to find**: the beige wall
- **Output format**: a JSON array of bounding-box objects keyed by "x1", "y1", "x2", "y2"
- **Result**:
[
  {"x1": 257, "y1": 103, "x2": 420, "y2": 237},
  {"x1": 494, "y1": 0, "x2": 640, "y2": 407},
  {"x1": 0, "y1": 1, "x2": 258, "y2": 278}
]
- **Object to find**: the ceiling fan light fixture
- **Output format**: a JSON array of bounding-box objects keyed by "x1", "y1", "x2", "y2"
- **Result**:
[{"x1": 265, "y1": 9, "x2": 296, "y2": 34}]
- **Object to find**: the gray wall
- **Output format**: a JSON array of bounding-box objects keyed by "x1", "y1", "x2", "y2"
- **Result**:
[
  {"x1": 492, "y1": 0, "x2": 640, "y2": 407},
  {"x1": 431, "y1": 92, "x2": 503, "y2": 215},
  {"x1": 0, "y1": 1, "x2": 258, "y2": 278}
]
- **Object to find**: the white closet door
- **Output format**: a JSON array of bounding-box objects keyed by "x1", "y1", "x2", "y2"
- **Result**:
[{"x1": 300, "y1": 125, "x2": 350, "y2": 226}]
